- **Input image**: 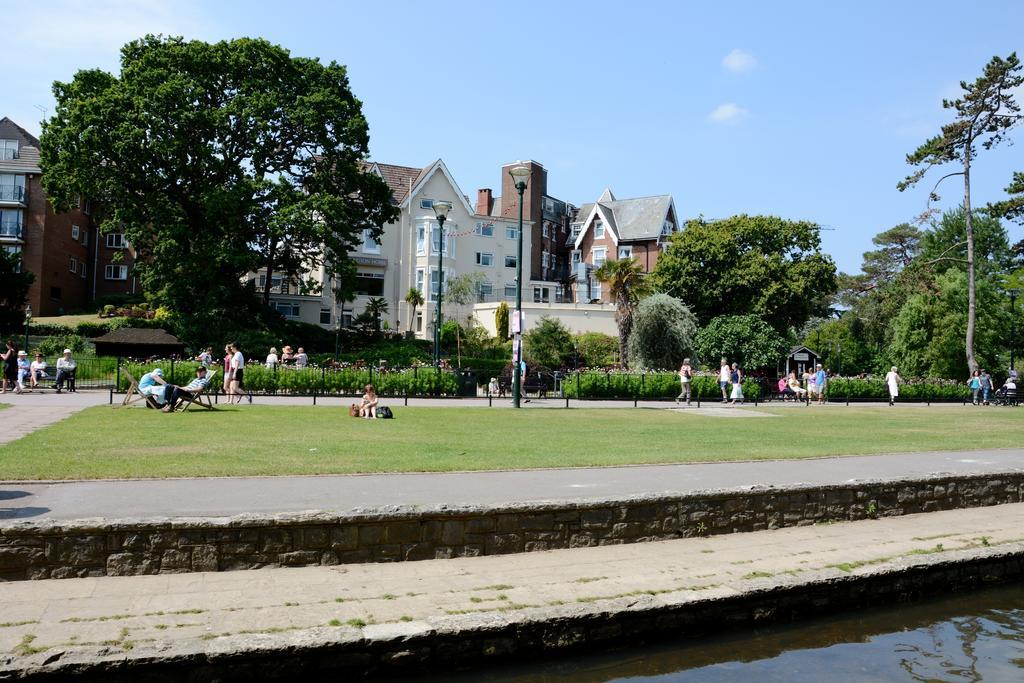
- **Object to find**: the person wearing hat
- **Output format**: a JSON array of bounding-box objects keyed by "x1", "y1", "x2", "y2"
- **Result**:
[
  {"x1": 55, "y1": 349, "x2": 77, "y2": 393},
  {"x1": 15, "y1": 350, "x2": 30, "y2": 393},
  {"x1": 138, "y1": 367, "x2": 168, "y2": 406}
]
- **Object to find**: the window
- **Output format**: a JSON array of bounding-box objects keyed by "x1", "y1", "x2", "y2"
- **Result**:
[
  {"x1": 71, "y1": 225, "x2": 80, "y2": 240},
  {"x1": 505, "y1": 226, "x2": 518, "y2": 240},
  {"x1": 342, "y1": 312, "x2": 353, "y2": 328},
  {"x1": 571, "y1": 223, "x2": 582, "y2": 239},
  {"x1": 3, "y1": 245, "x2": 20, "y2": 272},
  {"x1": 618, "y1": 246, "x2": 633, "y2": 259},
  {"x1": 81, "y1": 230, "x2": 88, "y2": 246},
  {"x1": 419, "y1": 199, "x2": 434, "y2": 210},
  {"x1": 591, "y1": 282, "x2": 603, "y2": 301},
  {"x1": 533, "y1": 287, "x2": 550, "y2": 303},
  {"x1": 275, "y1": 302, "x2": 300, "y2": 318},
  {"x1": 82, "y1": 200, "x2": 92, "y2": 216},
  {"x1": 355, "y1": 271, "x2": 385, "y2": 296},
  {"x1": 0, "y1": 140, "x2": 17, "y2": 160},
  {"x1": 662, "y1": 220, "x2": 675, "y2": 235},
  {"x1": 430, "y1": 268, "x2": 448, "y2": 299},
  {"x1": 105, "y1": 265, "x2": 128, "y2": 280},
  {"x1": 475, "y1": 252, "x2": 493, "y2": 267},
  {"x1": 416, "y1": 222, "x2": 426, "y2": 255},
  {"x1": 79, "y1": 262, "x2": 86, "y2": 279},
  {"x1": 504, "y1": 284, "x2": 517, "y2": 299},
  {"x1": 595, "y1": 221, "x2": 605, "y2": 238},
  {"x1": 592, "y1": 247, "x2": 607, "y2": 267},
  {"x1": 69, "y1": 257, "x2": 77, "y2": 272},
  {"x1": 431, "y1": 224, "x2": 453, "y2": 256},
  {"x1": 361, "y1": 228, "x2": 381, "y2": 254},
  {"x1": 0, "y1": 209, "x2": 21, "y2": 237},
  {"x1": 0, "y1": 173, "x2": 25, "y2": 202},
  {"x1": 572, "y1": 250, "x2": 581, "y2": 264},
  {"x1": 319, "y1": 308, "x2": 332, "y2": 325},
  {"x1": 257, "y1": 274, "x2": 287, "y2": 294},
  {"x1": 542, "y1": 224, "x2": 551, "y2": 239},
  {"x1": 415, "y1": 312, "x2": 423, "y2": 332},
  {"x1": 416, "y1": 268, "x2": 424, "y2": 298},
  {"x1": 504, "y1": 255, "x2": 517, "y2": 268},
  {"x1": 541, "y1": 251, "x2": 550, "y2": 269},
  {"x1": 106, "y1": 233, "x2": 126, "y2": 249},
  {"x1": 477, "y1": 281, "x2": 493, "y2": 300},
  {"x1": 474, "y1": 222, "x2": 494, "y2": 237}
]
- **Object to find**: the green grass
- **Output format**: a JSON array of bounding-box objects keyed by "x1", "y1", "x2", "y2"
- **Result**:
[{"x1": 0, "y1": 406, "x2": 1022, "y2": 480}]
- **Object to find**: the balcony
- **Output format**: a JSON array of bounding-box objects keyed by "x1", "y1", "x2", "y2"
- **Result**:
[
  {"x1": 0, "y1": 219, "x2": 22, "y2": 239},
  {"x1": 0, "y1": 185, "x2": 26, "y2": 204}
]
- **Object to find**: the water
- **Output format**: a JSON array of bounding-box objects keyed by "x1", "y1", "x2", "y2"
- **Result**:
[{"x1": 408, "y1": 584, "x2": 1024, "y2": 682}]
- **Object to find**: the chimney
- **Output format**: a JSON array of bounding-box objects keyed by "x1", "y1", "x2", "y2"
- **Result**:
[{"x1": 476, "y1": 188, "x2": 493, "y2": 216}]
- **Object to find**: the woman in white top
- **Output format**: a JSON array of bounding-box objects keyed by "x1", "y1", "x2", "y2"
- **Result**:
[
  {"x1": 265, "y1": 347, "x2": 279, "y2": 369},
  {"x1": 884, "y1": 366, "x2": 901, "y2": 406},
  {"x1": 229, "y1": 342, "x2": 247, "y2": 404}
]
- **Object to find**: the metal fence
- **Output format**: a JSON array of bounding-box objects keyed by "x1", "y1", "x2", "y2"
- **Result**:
[{"x1": 9, "y1": 356, "x2": 119, "y2": 391}]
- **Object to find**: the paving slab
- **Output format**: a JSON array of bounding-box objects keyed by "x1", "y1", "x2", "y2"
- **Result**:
[{"x1": 1, "y1": 503, "x2": 1022, "y2": 677}]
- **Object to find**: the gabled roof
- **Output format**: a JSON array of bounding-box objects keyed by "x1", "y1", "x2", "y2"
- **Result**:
[
  {"x1": 0, "y1": 117, "x2": 40, "y2": 148},
  {"x1": 573, "y1": 191, "x2": 676, "y2": 249},
  {"x1": 93, "y1": 328, "x2": 183, "y2": 345},
  {"x1": 364, "y1": 162, "x2": 428, "y2": 205}
]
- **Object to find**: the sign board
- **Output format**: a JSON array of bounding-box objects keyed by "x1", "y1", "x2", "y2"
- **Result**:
[
  {"x1": 512, "y1": 310, "x2": 525, "y2": 334},
  {"x1": 793, "y1": 352, "x2": 809, "y2": 361},
  {"x1": 353, "y1": 256, "x2": 387, "y2": 267}
]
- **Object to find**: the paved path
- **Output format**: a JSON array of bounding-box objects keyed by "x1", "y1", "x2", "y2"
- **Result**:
[
  {"x1": 3, "y1": 448, "x2": 1023, "y2": 522},
  {"x1": 2, "y1": 503, "x2": 1021, "y2": 672}
]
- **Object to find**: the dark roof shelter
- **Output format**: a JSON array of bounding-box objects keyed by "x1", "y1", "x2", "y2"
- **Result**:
[{"x1": 92, "y1": 328, "x2": 186, "y2": 359}]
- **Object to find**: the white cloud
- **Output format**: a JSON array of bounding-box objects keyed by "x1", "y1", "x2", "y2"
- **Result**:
[
  {"x1": 722, "y1": 49, "x2": 757, "y2": 74},
  {"x1": 707, "y1": 103, "x2": 750, "y2": 124}
]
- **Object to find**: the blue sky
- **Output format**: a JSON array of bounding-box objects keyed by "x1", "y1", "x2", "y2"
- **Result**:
[{"x1": 6, "y1": 0, "x2": 1023, "y2": 273}]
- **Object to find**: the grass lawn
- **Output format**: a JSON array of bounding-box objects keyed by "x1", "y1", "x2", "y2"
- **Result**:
[
  {"x1": 32, "y1": 314, "x2": 120, "y2": 326},
  {"x1": 1, "y1": 405, "x2": 1022, "y2": 480}
]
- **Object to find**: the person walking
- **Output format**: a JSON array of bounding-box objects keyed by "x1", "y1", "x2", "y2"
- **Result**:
[
  {"x1": 677, "y1": 358, "x2": 693, "y2": 406},
  {"x1": 196, "y1": 347, "x2": 214, "y2": 367},
  {"x1": 884, "y1": 366, "x2": 902, "y2": 406},
  {"x1": 814, "y1": 364, "x2": 827, "y2": 405},
  {"x1": 968, "y1": 370, "x2": 981, "y2": 405},
  {"x1": 979, "y1": 369, "x2": 993, "y2": 406},
  {"x1": 1, "y1": 340, "x2": 16, "y2": 394},
  {"x1": 729, "y1": 362, "x2": 744, "y2": 405},
  {"x1": 221, "y1": 344, "x2": 232, "y2": 397},
  {"x1": 228, "y1": 342, "x2": 248, "y2": 404},
  {"x1": 718, "y1": 358, "x2": 730, "y2": 402}
]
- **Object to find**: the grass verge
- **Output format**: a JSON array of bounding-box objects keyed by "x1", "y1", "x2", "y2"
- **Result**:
[{"x1": 0, "y1": 405, "x2": 1021, "y2": 480}]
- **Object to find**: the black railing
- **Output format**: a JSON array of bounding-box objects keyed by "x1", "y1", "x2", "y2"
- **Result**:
[{"x1": 0, "y1": 185, "x2": 25, "y2": 203}]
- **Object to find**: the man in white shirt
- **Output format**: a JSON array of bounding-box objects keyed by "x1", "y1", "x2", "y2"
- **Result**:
[
  {"x1": 294, "y1": 347, "x2": 309, "y2": 369},
  {"x1": 55, "y1": 349, "x2": 77, "y2": 393}
]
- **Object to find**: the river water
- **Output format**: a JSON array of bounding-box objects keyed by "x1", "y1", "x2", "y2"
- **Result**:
[{"x1": 408, "y1": 583, "x2": 1024, "y2": 682}]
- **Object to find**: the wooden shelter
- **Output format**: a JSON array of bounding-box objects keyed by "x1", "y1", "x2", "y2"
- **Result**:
[{"x1": 92, "y1": 328, "x2": 186, "y2": 359}]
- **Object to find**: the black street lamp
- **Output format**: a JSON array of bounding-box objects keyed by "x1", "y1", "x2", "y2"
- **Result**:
[
  {"x1": 1009, "y1": 288, "x2": 1020, "y2": 372},
  {"x1": 431, "y1": 200, "x2": 453, "y2": 367},
  {"x1": 23, "y1": 304, "x2": 31, "y2": 352},
  {"x1": 509, "y1": 165, "x2": 531, "y2": 408}
]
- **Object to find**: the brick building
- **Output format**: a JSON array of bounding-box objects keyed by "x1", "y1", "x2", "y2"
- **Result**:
[{"x1": 0, "y1": 117, "x2": 137, "y2": 316}]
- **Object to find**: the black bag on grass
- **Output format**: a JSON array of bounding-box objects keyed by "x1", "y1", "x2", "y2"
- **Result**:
[{"x1": 378, "y1": 406, "x2": 394, "y2": 419}]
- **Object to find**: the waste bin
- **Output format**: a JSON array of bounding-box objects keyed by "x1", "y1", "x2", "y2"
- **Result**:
[{"x1": 457, "y1": 369, "x2": 477, "y2": 397}]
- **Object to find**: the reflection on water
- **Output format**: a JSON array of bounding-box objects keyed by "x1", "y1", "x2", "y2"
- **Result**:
[{"x1": 405, "y1": 584, "x2": 1024, "y2": 682}]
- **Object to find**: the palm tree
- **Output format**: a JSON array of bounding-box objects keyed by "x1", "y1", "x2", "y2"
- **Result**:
[
  {"x1": 404, "y1": 288, "x2": 424, "y2": 333},
  {"x1": 365, "y1": 297, "x2": 389, "y2": 332},
  {"x1": 594, "y1": 258, "x2": 649, "y2": 368}
]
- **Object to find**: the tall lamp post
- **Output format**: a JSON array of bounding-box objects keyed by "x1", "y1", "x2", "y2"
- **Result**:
[
  {"x1": 1009, "y1": 288, "x2": 1020, "y2": 372},
  {"x1": 509, "y1": 165, "x2": 531, "y2": 408},
  {"x1": 23, "y1": 304, "x2": 31, "y2": 351},
  {"x1": 431, "y1": 200, "x2": 453, "y2": 367}
]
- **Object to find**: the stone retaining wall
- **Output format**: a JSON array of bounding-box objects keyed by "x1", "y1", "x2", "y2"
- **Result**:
[
  {"x1": 1, "y1": 472, "x2": 1022, "y2": 581},
  {"x1": 7, "y1": 545, "x2": 1024, "y2": 680}
]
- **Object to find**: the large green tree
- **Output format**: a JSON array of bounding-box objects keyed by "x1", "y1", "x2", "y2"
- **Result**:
[
  {"x1": 898, "y1": 53, "x2": 1022, "y2": 374},
  {"x1": 524, "y1": 316, "x2": 573, "y2": 371},
  {"x1": 651, "y1": 215, "x2": 836, "y2": 333},
  {"x1": 694, "y1": 314, "x2": 787, "y2": 371},
  {"x1": 40, "y1": 35, "x2": 398, "y2": 342},
  {"x1": 626, "y1": 294, "x2": 697, "y2": 370},
  {"x1": 594, "y1": 257, "x2": 649, "y2": 368}
]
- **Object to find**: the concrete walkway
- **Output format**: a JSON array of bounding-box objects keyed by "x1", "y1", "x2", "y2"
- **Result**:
[
  {"x1": 3, "y1": 448, "x2": 1024, "y2": 522},
  {"x1": 2, "y1": 503, "x2": 1021, "y2": 675}
]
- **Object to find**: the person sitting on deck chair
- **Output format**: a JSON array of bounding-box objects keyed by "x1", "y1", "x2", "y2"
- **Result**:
[
  {"x1": 138, "y1": 367, "x2": 168, "y2": 406},
  {"x1": 161, "y1": 366, "x2": 212, "y2": 412}
]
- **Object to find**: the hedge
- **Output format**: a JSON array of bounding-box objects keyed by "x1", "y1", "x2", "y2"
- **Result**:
[
  {"x1": 118, "y1": 361, "x2": 459, "y2": 396},
  {"x1": 823, "y1": 377, "x2": 970, "y2": 402},
  {"x1": 562, "y1": 372, "x2": 760, "y2": 400}
]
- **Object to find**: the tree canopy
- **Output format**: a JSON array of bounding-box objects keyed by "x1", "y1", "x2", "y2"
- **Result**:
[
  {"x1": 650, "y1": 215, "x2": 836, "y2": 334},
  {"x1": 626, "y1": 294, "x2": 697, "y2": 370},
  {"x1": 40, "y1": 35, "x2": 398, "y2": 343},
  {"x1": 694, "y1": 314, "x2": 787, "y2": 371},
  {"x1": 0, "y1": 251, "x2": 34, "y2": 336}
]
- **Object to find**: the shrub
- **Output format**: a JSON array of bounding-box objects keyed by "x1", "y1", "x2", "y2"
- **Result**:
[
  {"x1": 37, "y1": 333, "x2": 87, "y2": 357},
  {"x1": 627, "y1": 294, "x2": 697, "y2": 370},
  {"x1": 75, "y1": 321, "x2": 111, "y2": 338},
  {"x1": 573, "y1": 332, "x2": 618, "y2": 368},
  {"x1": 26, "y1": 322, "x2": 73, "y2": 337},
  {"x1": 563, "y1": 370, "x2": 759, "y2": 400}
]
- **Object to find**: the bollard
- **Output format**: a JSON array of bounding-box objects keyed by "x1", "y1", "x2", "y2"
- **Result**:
[
  {"x1": 109, "y1": 387, "x2": 113, "y2": 405},
  {"x1": 404, "y1": 390, "x2": 409, "y2": 407},
  {"x1": 565, "y1": 394, "x2": 569, "y2": 409}
]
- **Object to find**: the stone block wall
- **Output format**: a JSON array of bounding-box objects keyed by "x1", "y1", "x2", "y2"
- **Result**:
[{"x1": 1, "y1": 472, "x2": 1022, "y2": 581}]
